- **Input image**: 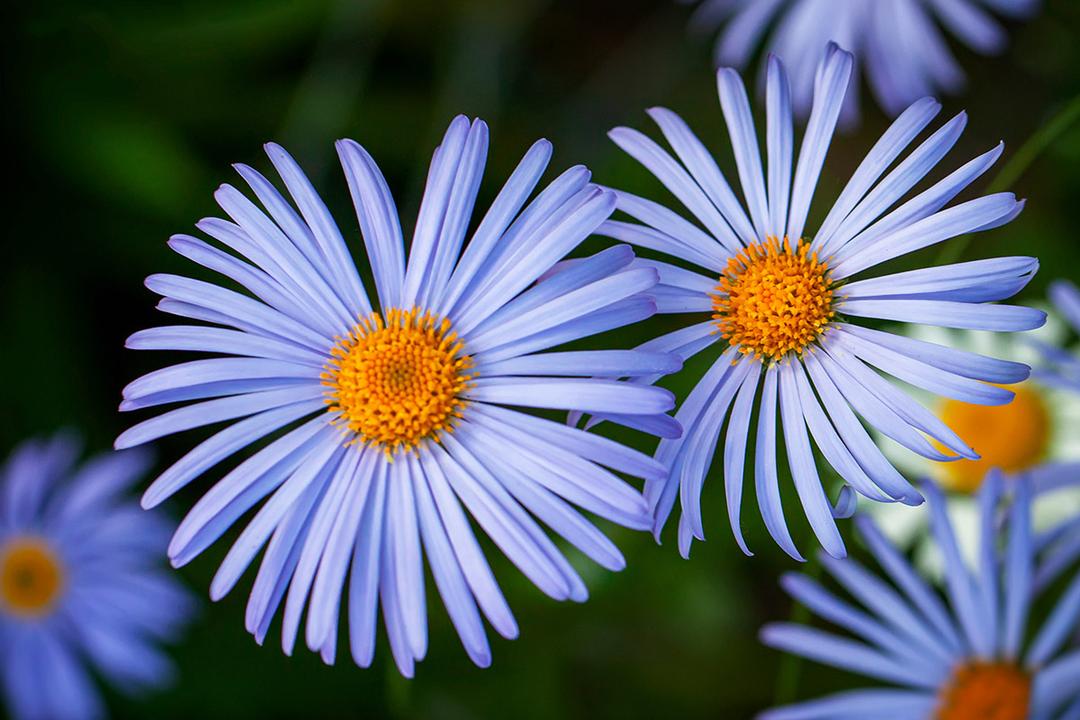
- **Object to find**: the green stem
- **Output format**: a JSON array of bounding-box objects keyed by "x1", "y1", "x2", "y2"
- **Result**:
[{"x1": 935, "y1": 93, "x2": 1080, "y2": 265}]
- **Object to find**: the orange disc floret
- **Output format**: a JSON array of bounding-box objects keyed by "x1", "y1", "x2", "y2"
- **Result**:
[
  {"x1": 712, "y1": 237, "x2": 834, "y2": 361},
  {"x1": 323, "y1": 307, "x2": 473, "y2": 456},
  {"x1": 935, "y1": 382, "x2": 1050, "y2": 493},
  {"x1": 0, "y1": 537, "x2": 65, "y2": 618},
  {"x1": 936, "y1": 661, "x2": 1031, "y2": 720}
]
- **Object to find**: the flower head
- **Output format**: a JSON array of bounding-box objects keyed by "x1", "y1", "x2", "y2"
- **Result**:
[
  {"x1": 685, "y1": 0, "x2": 1039, "y2": 121},
  {"x1": 867, "y1": 313, "x2": 1080, "y2": 579},
  {"x1": 118, "y1": 115, "x2": 680, "y2": 676},
  {"x1": 603, "y1": 44, "x2": 1045, "y2": 560},
  {"x1": 760, "y1": 475, "x2": 1080, "y2": 719},
  {"x1": 0, "y1": 434, "x2": 192, "y2": 720}
]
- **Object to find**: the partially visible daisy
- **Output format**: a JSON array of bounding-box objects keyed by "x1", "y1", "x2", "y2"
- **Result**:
[
  {"x1": 0, "y1": 434, "x2": 193, "y2": 720},
  {"x1": 868, "y1": 313, "x2": 1080, "y2": 575},
  {"x1": 118, "y1": 115, "x2": 679, "y2": 676},
  {"x1": 684, "y1": 0, "x2": 1039, "y2": 121},
  {"x1": 1029, "y1": 280, "x2": 1080, "y2": 593},
  {"x1": 602, "y1": 44, "x2": 1045, "y2": 561},
  {"x1": 760, "y1": 474, "x2": 1080, "y2": 720}
]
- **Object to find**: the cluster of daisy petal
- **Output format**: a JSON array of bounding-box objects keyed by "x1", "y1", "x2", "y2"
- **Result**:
[{"x1": 2, "y1": 6, "x2": 1079, "y2": 718}]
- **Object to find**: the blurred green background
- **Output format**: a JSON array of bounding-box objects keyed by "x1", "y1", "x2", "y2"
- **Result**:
[{"x1": 5, "y1": 0, "x2": 1080, "y2": 717}]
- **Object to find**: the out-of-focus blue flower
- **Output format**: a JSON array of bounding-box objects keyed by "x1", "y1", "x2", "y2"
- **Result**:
[
  {"x1": 684, "y1": 0, "x2": 1039, "y2": 121},
  {"x1": 1033, "y1": 280, "x2": 1080, "y2": 395},
  {"x1": 1028, "y1": 279, "x2": 1080, "y2": 593},
  {"x1": 760, "y1": 473, "x2": 1080, "y2": 720},
  {"x1": 118, "y1": 115, "x2": 680, "y2": 676},
  {"x1": 0, "y1": 434, "x2": 192, "y2": 720},
  {"x1": 603, "y1": 43, "x2": 1044, "y2": 561}
]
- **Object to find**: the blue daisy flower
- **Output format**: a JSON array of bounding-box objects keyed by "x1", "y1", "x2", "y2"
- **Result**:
[
  {"x1": 0, "y1": 434, "x2": 193, "y2": 720},
  {"x1": 760, "y1": 473, "x2": 1080, "y2": 720},
  {"x1": 117, "y1": 115, "x2": 679, "y2": 676},
  {"x1": 602, "y1": 44, "x2": 1045, "y2": 560},
  {"x1": 684, "y1": 0, "x2": 1038, "y2": 121}
]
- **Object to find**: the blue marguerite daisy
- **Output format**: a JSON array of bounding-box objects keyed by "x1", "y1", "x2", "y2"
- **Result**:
[
  {"x1": 117, "y1": 115, "x2": 679, "y2": 676},
  {"x1": 602, "y1": 44, "x2": 1045, "y2": 560},
  {"x1": 0, "y1": 434, "x2": 192, "y2": 720},
  {"x1": 683, "y1": 0, "x2": 1038, "y2": 120},
  {"x1": 760, "y1": 473, "x2": 1080, "y2": 720}
]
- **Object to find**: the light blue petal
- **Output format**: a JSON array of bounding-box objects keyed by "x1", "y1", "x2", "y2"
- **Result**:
[
  {"x1": 467, "y1": 266, "x2": 657, "y2": 353},
  {"x1": 840, "y1": 298, "x2": 1047, "y2": 332},
  {"x1": 831, "y1": 325, "x2": 1015, "y2": 405},
  {"x1": 924, "y1": 481, "x2": 992, "y2": 657},
  {"x1": 609, "y1": 124, "x2": 742, "y2": 253},
  {"x1": 819, "y1": 553, "x2": 954, "y2": 668},
  {"x1": 832, "y1": 141, "x2": 1004, "y2": 265},
  {"x1": 347, "y1": 461, "x2": 389, "y2": 667},
  {"x1": 145, "y1": 273, "x2": 331, "y2": 351},
  {"x1": 140, "y1": 399, "x2": 324, "y2": 508},
  {"x1": 835, "y1": 193, "x2": 1022, "y2": 279},
  {"x1": 336, "y1": 138, "x2": 406, "y2": 310},
  {"x1": 479, "y1": 349, "x2": 681, "y2": 379},
  {"x1": 117, "y1": 386, "x2": 324, "y2": 449},
  {"x1": 646, "y1": 106, "x2": 755, "y2": 246},
  {"x1": 814, "y1": 97, "x2": 941, "y2": 257},
  {"x1": 1032, "y1": 649, "x2": 1080, "y2": 718},
  {"x1": 759, "y1": 689, "x2": 935, "y2": 720},
  {"x1": 439, "y1": 139, "x2": 553, "y2": 315},
  {"x1": 778, "y1": 362, "x2": 845, "y2": 558},
  {"x1": 126, "y1": 325, "x2": 326, "y2": 367},
  {"x1": 760, "y1": 623, "x2": 939, "y2": 689},
  {"x1": 716, "y1": 67, "x2": 770, "y2": 239},
  {"x1": 853, "y1": 515, "x2": 964, "y2": 654},
  {"x1": 419, "y1": 449, "x2": 517, "y2": 640},
  {"x1": 785, "y1": 45, "x2": 853, "y2": 243},
  {"x1": 1002, "y1": 476, "x2": 1034, "y2": 660},
  {"x1": 413, "y1": 459, "x2": 491, "y2": 667},
  {"x1": 470, "y1": 403, "x2": 665, "y2": 480},
  {"x1": 466, "y1": 377, "x2": 674, "y2": 415},
  {"x1": 477, "y1": 296, "x2": 656, "y2": 364},
  {"x1": 755, "y1": 366, "x2": 804, "y2": 561},
  {"x1": 841, "y1": 257, "x2": 1037, "y2": 304},
  {"x1": 168, "y1": 418, "x2": 330, "y2": 567},
  {"x1": 596, "y1": 217, "x2": 722, "y2": 273},
  {"x1": 724, "y1": 359, "x2": 761, "y2": 555},
  {"x1": 765, "y1": 55, "x2": 793, "y2": 240},
  {"x1": 264, "y1": 142, "x2": 372, "y2": 316}
]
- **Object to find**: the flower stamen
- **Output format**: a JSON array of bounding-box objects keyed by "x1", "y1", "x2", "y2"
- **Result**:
[
  {"x1": 936, "y1": 661, "x2": 1031, "y2": 720},
  {"x1": 323, "y1": 308, "x2": 473, "y2": 456},
  {"x1": 0, "y1": 537, "x2": 64, "y2": 618},
  {"x1": 712, "y1": 237, "x2": 834, "y2": 361}
]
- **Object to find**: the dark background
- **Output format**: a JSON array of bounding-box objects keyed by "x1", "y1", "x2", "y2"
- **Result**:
[{"x1": 4, "y1": 0, "x2": 1080, "y2": 717}]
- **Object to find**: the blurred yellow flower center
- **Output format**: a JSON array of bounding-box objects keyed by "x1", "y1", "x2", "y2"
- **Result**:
[
  {"x1": 712, "y1": 237, "x2": 834, "y2": 361},
  {"x1": 937, "y1": 382, "x2": 1049, "y2": 493},
  {"x1": 324, "y1": 307, "x2": 473, "y2": 456},
  {"x1": 935, "y1": 661, "x2": 1030, "y2": 720},
  {"x1": 0, "y1": 537, "x2": 64, "y2": 618}
]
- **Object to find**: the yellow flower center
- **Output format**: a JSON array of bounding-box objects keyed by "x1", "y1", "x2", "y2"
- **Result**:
[
  {"x1": 936, "y1": 382, "x2": 1050, "y2": 493},
  {"x1": 935, "y1": 661, "x2": 1031, "y2": 720},
  {"x1": 0, "y1": 537, "x2": 64, "y2": 618},
  {"x1": 323, "y1": 307, "x2": 473, "y2": 455},
  {"x1": 712, "y1": 237, "x2": 834, "y2": 361}
]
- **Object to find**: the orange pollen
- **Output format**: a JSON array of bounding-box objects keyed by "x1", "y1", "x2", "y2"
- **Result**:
[
  {"x1": 323, "y1": 307, "x2": 473, "y2": 456},
  {"x1": 712, "y1": 237, "x2": 834, "y2": 361},
  {"x1": 936, "y1": 382, "x2": 1050, "y2": 493},
  {"x1": 0, "y1": 537, "x2": 65, "y2": 619},
  {"x1": 935, "y1": 661, "x2": 1031, "y2": 720}
]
